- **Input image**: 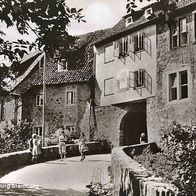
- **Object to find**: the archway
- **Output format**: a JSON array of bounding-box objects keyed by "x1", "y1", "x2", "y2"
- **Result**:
[{"x1": 119, "y1": 101, "x2": 147, "y2": 146}]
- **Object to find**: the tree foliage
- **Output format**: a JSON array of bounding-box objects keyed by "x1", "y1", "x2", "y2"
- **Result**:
[
  {"x1": 0, "y1": 0, "x2": 85, "y2": 90},
  {"x1": 0, "y1": 119, "x2": 34, "y2": 154},
  {"x1": 135, "y1": 123, "x2": 196, "y2": 196}
]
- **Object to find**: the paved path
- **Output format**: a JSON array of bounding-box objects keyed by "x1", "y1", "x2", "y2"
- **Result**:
[{"x1": 0, "y1": 154, "x2": 111, "y2": 196}]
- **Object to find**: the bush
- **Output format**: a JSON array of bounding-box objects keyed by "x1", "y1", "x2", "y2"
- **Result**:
[
  {"x1": 134, "y1": 122, "x2": 196, "y2": 196},
  {"x1": 0, "y1": 119, "x2": 33, "y2": 154}
]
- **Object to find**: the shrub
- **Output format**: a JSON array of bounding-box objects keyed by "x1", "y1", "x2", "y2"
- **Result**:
[
  {"x1": 0, "y1": 119, "x2": 33, "y2": 154},
  {"x1": 134, "y1": 122, "x2": 196, "y2": 196}
]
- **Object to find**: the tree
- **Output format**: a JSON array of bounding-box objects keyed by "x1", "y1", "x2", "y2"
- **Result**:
[{"x1": 0, "y1": 0, "x2": 85, "y2": 90}]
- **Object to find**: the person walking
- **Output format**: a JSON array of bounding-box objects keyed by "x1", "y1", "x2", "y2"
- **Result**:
[
  {"x1": 78, "y1": 132, "x2": 88, "y2": 161},
  {"x1": 59, "y1": 130, "x2": 67, "y2": 161}
]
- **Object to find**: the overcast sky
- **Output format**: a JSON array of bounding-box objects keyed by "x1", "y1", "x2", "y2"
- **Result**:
[{"x1": 1, "y1": 0, "x2": 153, "y2": 42}]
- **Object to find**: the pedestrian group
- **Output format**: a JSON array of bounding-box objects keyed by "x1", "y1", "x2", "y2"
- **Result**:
[{"x1": 29, "y1": 126, "x2": 89, "y2": 163}]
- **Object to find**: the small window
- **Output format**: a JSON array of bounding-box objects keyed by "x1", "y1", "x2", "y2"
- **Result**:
[
  {"x1": 168, "y1": 70, "x2": 188, "y2": 102},
  {"x1": 36, "y1": 95, "x2": 43, "y2": 106},
  {"x1": 145, "y1": 8, "x2": 153, "y2": 18},
  {"x1": 66, "y1": 91, "x2": 75, "y2": 105},
  {"x1": 34, "y1": 126, "x2": 43, "y2": 136},
  {"x1": 135, "y1": 69, "x2": 145, "y2": 87},
  {"x1": 171, "y1": 23, "x2": 178, "y2": 48},
  {"x1": 104, "y1": 44, "x2": 114, "y2": 63},
  {"x1": 113, "y1": 37, "x2": 128, "y2": 58},
  {"x1": 0, "y1": 100, "x2": 5, "y2": 121},
  {"x1": 133, "y1": 32, "x2": 144, "y2": 52},
  {"x1": 179, "y1": 18, "x2": 188, "y2": 45},
  {"x1": 117, "y1": 74, "x2": 129, "y2": 90},
  {"x1": 169, "y1": 73, "x2": 177, "y2": 101},
  {"x1": 126, "y1": 16, "x2": 133, "y2": 26},
  {"x1": 180, "y1": 71, "x2": 188, "y2": 99},
  {"x1": 104, "y1": 78, "x2": 114, "y2": 96},
  {"x1": 58, "y1": 60, "x2": 68, "y2": 72}
]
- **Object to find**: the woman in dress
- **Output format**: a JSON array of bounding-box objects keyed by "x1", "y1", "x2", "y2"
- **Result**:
[
  {"x1": 78, "y1": 132, "x2": 88, "y2": 161},
  {"x1": 32, "y1": 134, "x2": 41, "y2": 163},
  {"x1": 59, "y1": 130, "x2": 67, "y2": 161}
]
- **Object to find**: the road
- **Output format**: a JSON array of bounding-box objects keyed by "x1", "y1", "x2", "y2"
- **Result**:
[{"x1": 0, "y1": 154, "x2": 111, "y2": 196}]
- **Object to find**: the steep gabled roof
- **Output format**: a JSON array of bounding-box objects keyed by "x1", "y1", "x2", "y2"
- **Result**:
[{"x1": 12, "y1": 29, "x2": 108, "y2": 95}]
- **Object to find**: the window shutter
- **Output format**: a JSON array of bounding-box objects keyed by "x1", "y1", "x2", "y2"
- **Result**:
[
  {"x1": 144, "y1": 69, "x2": 152, "y2": 94},
  {"x1": 128, "y1": 35, "x2": 134, "y2": 52},
  {"x1": 117, "y1": 79, "x2": 120, "y2": 90},
  {"x1": 129, "y1": 72, "x2": 135, "y2": 88},
  {"x1": 122, "y1": 38, "x2": 125, "y2": 55},
  {"x1": 113, "y1": 41, "x2": 119, "y2": 57},
  {"x1": 73, "y1": 91, "x2": 76, "y2": 104},
  {"x1": 144, "y1": 36, "x2": 151, "y2": 55}
]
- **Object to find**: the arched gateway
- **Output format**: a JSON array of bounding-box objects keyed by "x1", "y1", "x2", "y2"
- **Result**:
[{"x1": 119, "y1": 101, "x2": 147, "y2": 146}]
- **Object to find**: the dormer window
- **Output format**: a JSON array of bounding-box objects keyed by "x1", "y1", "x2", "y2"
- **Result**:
[
  {"x1": 145, "y1": 8, "x2": 153, "y2": 19},
  {"x1": 126, "y1": 16, "x2": 133, "y2": 27},
  {"x1": 58, "y1": 59, "x2": 68, "y2": 72}
]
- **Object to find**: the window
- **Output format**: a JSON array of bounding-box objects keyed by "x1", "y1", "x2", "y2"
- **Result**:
[
  {"x1": 170, "y1": 18, "x2": 188, "y2": 48},
  {"x1": 0, "y1": 100, "x2": 5, "y2": 121},
  {"x1": 66, "y1": 125, "x2": 75, "y2": 132},
  {"x1": 133, "y1": 32, "x2": 144, "y2": 52},
  {"x1": 58, "y1": 60, "x2": 68, "y2": 72},
  {"x1": 117, "y1": 72, "x2": 129, "y2": 90},
  {"x1": 169, "y1": 70, "x2": 188, "y2": 101},
  {"x1": 104, "y1": 44, "x2": 114, "y2": 63},
  {"x1": 113, "y1": 37, "x2": 128, "y2": 58},
  {"x1": 104, "y1": 78, "x2": 114, "y2": 96},
  {"x1": 135, "y1": 69, "x2": 145, "y2": 87},
  {"x1": 129, "y1": 69, "x2": 152, "y2": 94},
  {"x1": 171, "y1": 23, "x2": 178, "y2": 48},
  {"x1": 66, "y1": 91, "x2": 75, "y2": 105},
  {"x1": 179, "y1": 18, "x2": 188, "y2": 46},
  {"x1": 34, "y1": 126, "x2": 42, "y2": 136},
  {"x1": 36, "y1": 95, "x2": 43, "y2": 106},
  {"x1": 180, "y1": 71, "x2": 188, "y2": 99},
  {"x1": 169, "y1": 73, "x2": 177, "y2": 101},
  {"x1": 145, "y1": 8, "x2": 153, "y2": 18},
  {"x1": 126, "y1": 16, "x2": 133, "y2": 26},
  {"x1": 193, "y1": 13, "x2": 196, "y2": 43}
]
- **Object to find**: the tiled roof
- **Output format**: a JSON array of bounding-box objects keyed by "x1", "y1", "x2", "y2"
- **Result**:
[
  {"x1": 12, "y1": 60, "x2": 93, "y2": 95},
  {"x1": 12, "y1": 30, "x2": 107, "y2": 95},
  {"x1": 94, "y1": 0, "x2": 196, "y2": 45}
]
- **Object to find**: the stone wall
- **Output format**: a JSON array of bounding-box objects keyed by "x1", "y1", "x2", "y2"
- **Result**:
[
  {"x1": 112, "y1": 145, "x2": 178, "y2": 196},
  {"x1": 0, "y1": 142, "x2": 106, "y2": 171},
  {"x1": 81, "y1": 102, "x2": 147, "y2": 147},
  {"x1": 22, "y1": 82, "x2": 91, "y2": 144},
  {"x1": 147, "y1": 12, "x2": 196, "y2": 145}
]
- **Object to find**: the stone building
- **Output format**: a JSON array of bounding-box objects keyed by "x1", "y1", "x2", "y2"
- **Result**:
[
  {"x1": 10, "y1": 30, "x2": 107, "y2": 145},
  {"x1": 86, "y1": 0, "x2": 196, "y2": 147}
]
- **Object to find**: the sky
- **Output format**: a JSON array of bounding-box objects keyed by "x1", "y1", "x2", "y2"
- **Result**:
[{"x1": 1, "y1": 0, "x2": 153, "y2": 42}]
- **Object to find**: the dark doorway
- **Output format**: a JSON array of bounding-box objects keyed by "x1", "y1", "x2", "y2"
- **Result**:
[{"x1": 119, "y1": 101, "x2": 147, "y2": 146}]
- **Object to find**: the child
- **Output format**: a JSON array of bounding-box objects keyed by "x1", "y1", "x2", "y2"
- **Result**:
[{"x1": 78, "y1": 132, "x2": 88, "y2": 161}]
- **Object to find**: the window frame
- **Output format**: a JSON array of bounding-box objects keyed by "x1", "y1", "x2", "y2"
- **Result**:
[
  {"x1": 0, "y1": 100, "x2": 5, "y2": 121},
  {"x1": 58, "y1": 59, "x2": 68, "y2": 72},
  {"x1": 126, "y1": 16, "x2": 133, "y2": 27},
  {"x1": 170, "y1": 17, "x2": 188, "y2": 49},
  {"x1": 36, "y1": 94, "x2": 43, "y2": 107},
  {"x1": 33, "y1": 126, "x2": 43, "y2": 136},
  {"x1": 104, "y1": 77, "x2": 114, "y2": 96},
  {"x1": 66, "y1": 91, "x2": 76, "y2": 105},
  {"x1": 168, "y1": 69, "x2": 189, "y2": 103},
  {"x1": 104, "y1": 44, "x2": 114, "y2": 63}
]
